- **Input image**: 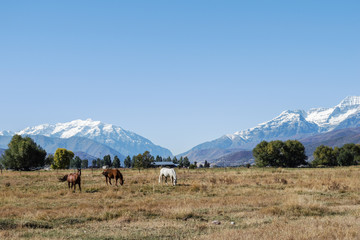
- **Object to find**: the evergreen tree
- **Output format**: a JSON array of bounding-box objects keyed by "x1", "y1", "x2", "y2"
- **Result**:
[
  {"x1": 183, "y1": 157, "x2": 190, "y2": 168},
  {"x1": 113, "y1": 155, "x2": 121, "y2": 168},
  {"x1": 155, "y1": 155, "x2": 163, "y2": 162},
  {"x1": 103, "y1": 155, "x2": 112, "y2": 167},
  {"x1": 45, "y1": 154, "x2": 54, "y2": 166},
  {"x1": 81, "y1": 159, "x2": 88, "y2": 168},
  {"x1": 92, "y1": 159, "x2": 97, "y2": 168},
  {"x1": 96, "y1": 158, "x2": 103, "y2": 168},
  {"x1": 131, "y1": 155, "x2": 136, "y2": 168},
  {"x1": 189, "y1": 161, "x2": 197, "y2": 169},
  {"x1": 204, "y1": 160, "x2": 210, "y2": 168},
  {"x1": 124, "y1": 155, "x2": 132, "y2": 168},
  {"x1": 178, "y1": 157, "x2": 184, "y2": 167},
  {"x1": 71, "y1": 156, "x2": 82, "y2": 168},
  {"x1": 142, "y1": 151, "x2": 154, "y2": 168},
  {"x1": 133, "y1": 154, "x2": 143, "y2": 169}
]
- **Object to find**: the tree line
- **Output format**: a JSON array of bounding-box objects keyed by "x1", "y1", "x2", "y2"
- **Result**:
[
  {"x1": 253, "y1": 140, "x2": 360, "y2": 167},
  {"x1": 0, "y1": 135, "x2": 193, "y2": 170},
  {"x1": 122, "y1": 152, "x2": 191, "y2": 169},
  {"x1": 2, "y1": 135, "x2": 360, "y2": 170}
]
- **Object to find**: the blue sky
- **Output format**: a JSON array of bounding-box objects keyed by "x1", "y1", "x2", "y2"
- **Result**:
[{"x1": 1, "y1": 1, "x2": 359, "y2": 154}]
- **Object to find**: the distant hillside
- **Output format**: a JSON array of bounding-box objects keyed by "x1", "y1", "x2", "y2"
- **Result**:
[
  {"x1": 181, "y1": 96, "x2": 360, "y2": 164},
  {"x1": 301, "y1": 127, "x2": 360, "y2": 161},
  {"x1": 208, "y1": 127, "x2": 360, "y2": 166},
  {"x1": 17, "y1": 119, "x2": 172, "y2": 157},
  {"x1": 73, "y1": 152, "x2": 97, "y2": 161},
  {"x1": 212, "y1": 151, "x2": 253, "y2": 167},
  {"x1": 0, "y1": 135, "x2": 124, "y2": 160}
]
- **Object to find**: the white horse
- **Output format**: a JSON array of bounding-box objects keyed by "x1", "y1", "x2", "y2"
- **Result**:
[{"x1": 159, "y1": 168, "x2": 177, "y2": 186}]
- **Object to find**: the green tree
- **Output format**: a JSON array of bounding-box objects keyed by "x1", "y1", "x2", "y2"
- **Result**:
[
  {"x1": 52, "y1": 148, "x2": 74, "y2": 169},
  {"x1": 283, "y1": 140, "x2": 307, "y2": 167},
  {"x1": 112, "y1": 155, "x2": 121, "y2": 168},
  {"x1": 142, "y1": 151, "x2": 154, "y2": 168},
  {"x1": 155, "y1": 155, "x2": 163, "y2": 162},
  {"x1": 124, "y1": 155, "x2": 132, "y2": 168},
  {"x1": 253, "y1": 141, "x2": 270, "y2": 167},
  {"x1": 183, "y1": 157, "x2": 190, "y2": 168},
  {"x1": 204, "y1": 160, "x2": 210, "y2": 168},
  {"x1": 71, "y1": 156, "x2": 82, "y2": 169},
  {"x1": 96, "y1": 158, "x2": 103, "y2": 168},
  {"x1": 81, "y1": 159, "x2": 88, "y2": 168},
  {"x1": 253, "y1": 140, "x2": 307, "y2": 167},
  {"x1": 92, "y1": 159, "x2": 97, "y2": 168},
  {"x1": 172, "y1": 156, "x2": 178, "y2": 164},
  {"x1": 45, "y1": 154, "x2": 54, "y2": 166},
  {"x1": 133, "y1": 151, "x2": 154, "y2": 169},
  {"x1": 1, "y1": 135, "x2": 46, "y2": 170},
  {"x1": 178, "y1": 157, "x2": 184, "y2": 167},
  {"x1": 133, "y1": 154, "x2": 143, "y2": 169},
  {"x1": 189, "y1": 161, "x2": 197, "y2": 169},
  {"x1": 312, "y1": 145, "x2": 337, "y2": 167},
  {"x1": 103, "y1": 155, "x2": 112, "y2": 167}
]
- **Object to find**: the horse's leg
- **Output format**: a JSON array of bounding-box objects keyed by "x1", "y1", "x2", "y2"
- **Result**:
[
  {"x1": 68, "y1": 182, "x2": 70, "y2": 189},
  {"x1": 105, "y1": 177, "x2": 108, "y2": 185},
  {"x1": 78, "y1": 181, "x2": 81, "y2": 192},
  {"x1": 165, "y1": 176, "x2": 168, "y2": 185},
  {"x1": 109, "y1": 178, "x2": 112, "y2": 185},
  {"x1": 171, "y1": 176, "x2": 174, "y2": 186},
  {"x1": 115, "y1": 177, "x2": 118, "y2": 187}
]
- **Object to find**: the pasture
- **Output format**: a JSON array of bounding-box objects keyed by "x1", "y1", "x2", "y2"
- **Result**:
[{"x1": 1, "y1": 167, "x2": 360, "y2": 239}]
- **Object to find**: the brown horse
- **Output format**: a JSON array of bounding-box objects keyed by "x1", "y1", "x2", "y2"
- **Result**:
[
  {"x1": 59, "y1": 169, "x2": 82, "y2": 192},
  {"x1": 102, "y1": 168, "x2": 124, "y2": 186}
]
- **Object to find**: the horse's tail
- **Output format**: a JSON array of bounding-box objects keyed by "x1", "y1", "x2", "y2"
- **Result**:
[{"x1": 58, "y1": 175, "x2": 68, "y2": 182}]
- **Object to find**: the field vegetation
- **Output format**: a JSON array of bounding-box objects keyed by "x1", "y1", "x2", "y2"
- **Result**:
[{"x1": 1, "y1": 167, "x2": 360, "y2": 239}]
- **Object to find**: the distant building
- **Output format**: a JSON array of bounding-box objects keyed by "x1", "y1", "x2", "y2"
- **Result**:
[{"x1": 151, "y1": 162, "x2": 178, "y2": 168}]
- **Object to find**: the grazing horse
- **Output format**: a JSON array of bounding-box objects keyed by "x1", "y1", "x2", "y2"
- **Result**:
[
  {"x1": 59, "y1": 169, "x2": 82, "y2": 192},
  {"x1": 102, "y1": 169, "x2": 124, "y2": 186},
  {"x1": 159, "y1": 168, "x2": 177, "y2": 186}
]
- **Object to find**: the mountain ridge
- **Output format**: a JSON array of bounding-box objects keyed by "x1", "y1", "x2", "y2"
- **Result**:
[
  {"x1": 180, "y1": 96, "x2": 360, "y2": 162},
  {"x1": 0, "y1": 119, "x2": 172, "y2": 159}
]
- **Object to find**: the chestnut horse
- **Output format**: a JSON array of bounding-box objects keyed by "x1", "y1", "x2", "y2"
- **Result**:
[
  {"x1": 102, "y1": 168, "x2": 124, "y2": 186},
  {"x1": 59, "y1": 168, "x2": 82, "y2": 192}
]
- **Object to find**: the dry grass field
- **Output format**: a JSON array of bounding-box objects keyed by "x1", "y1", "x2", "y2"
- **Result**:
[{"x1": 1, "y1": 167, "x2": 360, "y2": 239}]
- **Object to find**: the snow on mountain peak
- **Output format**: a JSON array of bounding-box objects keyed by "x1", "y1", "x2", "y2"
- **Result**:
[
  {"x1": 336, "y1": 96, "x2": 360, "y2": 108},
  {"x1": 0, "y1": 130, "x2": 14, "y2": 136},
  {"x1": 224, "y1": 96, "x2": 360, "y2": 146},
  {"x1": 13, "y1": 119, "x2": 172, "y2": 157}
]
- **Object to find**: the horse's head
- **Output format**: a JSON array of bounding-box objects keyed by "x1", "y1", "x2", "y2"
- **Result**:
[{"x1": 102, "y1": 170, "x2": 108, "y2": 177}]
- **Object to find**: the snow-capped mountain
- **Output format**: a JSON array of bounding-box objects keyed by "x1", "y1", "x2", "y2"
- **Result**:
[
  {"x1": 0, "y1": 130, "x2": 14, "y2": 136},
  {"x1": 11, "y1": 119, "x2": 172, "y2": 158},
  {"x1": 182, "y1": 96, "x2": 360, "y2": 156}
]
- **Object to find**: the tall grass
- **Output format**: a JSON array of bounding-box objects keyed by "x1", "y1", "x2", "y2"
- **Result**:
[{"x1": 0, "y1": 167, "x2": 360, "y2": 239}]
